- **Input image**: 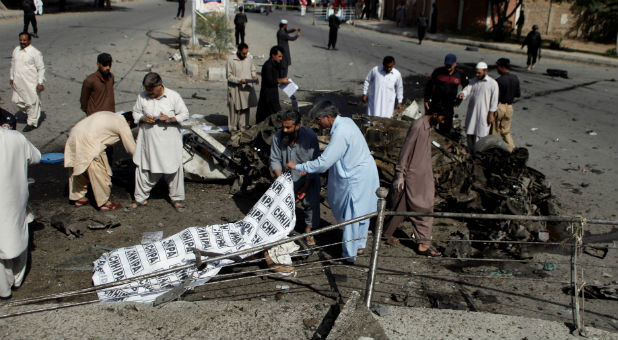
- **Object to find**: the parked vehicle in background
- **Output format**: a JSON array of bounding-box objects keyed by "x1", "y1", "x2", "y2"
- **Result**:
[{"x1": 243, "y1": 0, "x2": 272, "y2": 13}]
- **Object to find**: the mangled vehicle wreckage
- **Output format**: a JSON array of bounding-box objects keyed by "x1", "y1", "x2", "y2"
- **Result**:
[{"x1": 180, "y1": 101, "x2": 567, "y2": 256}]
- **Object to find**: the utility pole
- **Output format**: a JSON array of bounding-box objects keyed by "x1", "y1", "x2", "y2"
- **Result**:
[{"x1": 191, "y1": 0, "x2": 198, "y2": 46}]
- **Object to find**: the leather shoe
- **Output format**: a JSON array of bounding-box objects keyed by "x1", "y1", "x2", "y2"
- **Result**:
[{"x1": 22, "y1": 125, "x2": 36, "y2": 132}]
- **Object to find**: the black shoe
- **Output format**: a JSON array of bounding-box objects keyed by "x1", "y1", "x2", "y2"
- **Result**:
[{"x1": 22, "y1": 125, "x2": 36, "y2": 132}]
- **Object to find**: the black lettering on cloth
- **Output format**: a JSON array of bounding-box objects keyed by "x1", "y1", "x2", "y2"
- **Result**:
[
  {"x1": 213, "y1": 229, "x2": 227, "y2": 248},
  {"x1": 272, "y1": 181, "x2": 284, "y2": 195},
  {"x1": 251, "y1": 234, "x2": 263, "y2": 244},
  {"x1": 162, "y1": 239, "x2": 179, "y2": 260},
  {"x1": 259, "y1": 220, "x2": 279, "y2": 236},
  {"x1": 248, "y1": 208, "x2": 265, "y2": 222},
  {"x1": 157, "y1": 274, "x2": 174, "y2": 289},
  {"x1": 196, "y1": 227, "x2": 212, "y2": 249},
  {"x1": 271, "y1": 207, "x2": 290, "y2": 228},
  {"x1": 229, "y1": 231, "x2": 243, "y2": 245},
  {"x1": 124, "y1": 247, "x2": 144, "y2": 275},
  {"x1": 180, "y1": 229, "x2": 196, "y2": 253},
  {"x1": 259, "y1": 194, "x2": 275, "y2": 209},
  {"x1": 235, "y1": 221, "x2": 253, "y2": 235},
  {"x1": 108, "y1": 254, "x2": 126, "y2": 281},
  {"x1": 284, "y1": 193, "x2": 295, "y2": 211},
  {"x1": 144, "y1": 243, "x2": 161, "y2": 265},
  {"x1": 103, "y1": 289, "x2": 132, "y2": 299}
]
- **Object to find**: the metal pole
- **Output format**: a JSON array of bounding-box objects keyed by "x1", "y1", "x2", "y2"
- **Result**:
[
  {"x1": 191, "y1": 0, "x2": 198, "y2": 46},
  {"x1": 570, "y1": 222, "x2": 585, "y2": 335},
  {"x1": 364, "y1": 187, "x2": 389, "y2": 307}
]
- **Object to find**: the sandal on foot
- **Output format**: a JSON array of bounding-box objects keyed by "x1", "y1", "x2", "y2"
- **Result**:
[
  {"x1": 125, "y1": 201, "x2": 148, "y2": 211},
  {"x1": 357, "y1": 249, "x2": 365, "y2": 256},
  {"x1": 74, "y1": 198, "x2": 89, "y2": 207},
  {"x1": 417, "y1": 246, "x2": 442, "y2": 257},
  {"x1": 100, "y1": 202, "x2": 122, "y2": 211},
  {"x1": 172, "y1": 201, "x2": 186, "y2": 213},
  {"x1": 385, "y1": 238, "x2": 400, "y2": 246},
  {"x1": 305, "y1": 236, "x2": 316, "y2": 246}
]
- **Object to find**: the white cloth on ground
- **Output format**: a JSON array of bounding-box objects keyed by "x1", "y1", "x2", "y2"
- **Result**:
[
  {"x1": 362, "y1": 65, "x2": 403, "y2": 118},
  {"x1": 92, "y1": 172, "x2": 297, "y2": 303},
  {"x1": 132, "y1": 87, "x2": 189, "y2": 174},
  {"x1": 460, "y1": 75, "x2": 499, "y2": 138},
  {"x1": 267, "y1": 242, "x2": 300, "y2": 265},
  {"x1": 0, "y1": 129, "x2": 41, "y2": 260}
]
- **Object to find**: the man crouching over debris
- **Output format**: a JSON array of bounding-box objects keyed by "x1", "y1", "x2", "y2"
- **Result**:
[
  {"x1": 270, "y1": 110, "x2": 320, "y2": 246},
  {"x1": 64, "y1": 111, "x2": 136, "y2": 210},
  {"x1": 286, "y1": 105, "x2": 379, "y2": 264},
  {"x1": 383, "y1": 114, "x2": 441, "y2": 257},
  {"x1": 0, "y1": 110, "x2": 40, "y2": 298},
  {"x1": 129, "y1": 72, "x2": 189, "y2": 212}
]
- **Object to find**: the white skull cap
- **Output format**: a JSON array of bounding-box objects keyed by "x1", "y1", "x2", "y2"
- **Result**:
[
  {"x1": 476, "y1": 61, "x2": 488, "y2": 69},
  {"x1": 280, "y1": 19, "x2": 288, "y2": 24}
]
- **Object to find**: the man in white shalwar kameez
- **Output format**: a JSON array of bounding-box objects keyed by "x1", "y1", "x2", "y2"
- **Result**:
[
  {"x1": 458, "y1": 62, "x2": 499, "y2": 153},
  {"x1": 10, "y1": 32, "x2": 45, "y2": 132},
  {"x1": 362, "y1": 56, "x2": 403, "y2": 118},
  {"x1": 0, "y1": 111, "x2": 40, "y2": 298},
  {"x1": 286, "y1": 106, "x2": 380, "y2": 264},
  {"x1": 131, "y1": 73, "x2": 189, "y2": 212}
]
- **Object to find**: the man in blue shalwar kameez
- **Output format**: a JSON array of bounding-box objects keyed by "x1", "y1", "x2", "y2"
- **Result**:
[{"x1": 286, "y1": 107, "x2": 379, "y2": 264}]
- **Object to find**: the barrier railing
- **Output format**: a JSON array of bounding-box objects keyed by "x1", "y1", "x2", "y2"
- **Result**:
[{"x1": 2, "y1": 187, "x2": 617, "y2": 338}]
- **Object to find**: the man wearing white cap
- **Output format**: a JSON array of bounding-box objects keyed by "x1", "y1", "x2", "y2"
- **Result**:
[
  {"x1": 458, "y1": 61, "x2": 498, "y2": 153},
  {"x1": 276, "y1": 19, "x2": 300, "y2": 78}
]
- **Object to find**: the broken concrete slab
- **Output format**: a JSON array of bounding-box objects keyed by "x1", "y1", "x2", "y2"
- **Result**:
[
  {"x1": 207, "y1": 67, "x2": 226, "y2": 81},
  {"x1": 327, "y1": 291, "x2": 389, "y2": 340}
]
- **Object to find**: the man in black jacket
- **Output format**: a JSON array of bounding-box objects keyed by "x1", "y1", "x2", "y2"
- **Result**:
[
  {"x1": 424, "y1": 53, "x2": 468, "y2": 135},
  {"x1": 22, "y1": 0, "x2": 38, "y2": 38},
  {"x1": 327, "y1": 9, "x2": 342, "y2": 50},
  {"x1": 522, "y1": 24, "x2": 541, "y2": 70},
  {"x1": 234, "y1": 7, "x2": 248, "y2": 46},
  {"x1": 256, "y1": 46, "x2": 289, "y2": 123}
]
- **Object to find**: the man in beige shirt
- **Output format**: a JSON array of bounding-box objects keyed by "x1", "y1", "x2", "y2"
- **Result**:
[
  {"x1": 226, "y1": 43, "x2": 257, "y2": 132},
  {"x1": 64, "y1": 111, "x2": 136, "y2": 211},
  {"x1": 10, "y1": 32, "x2": 45, "y2": 132}
]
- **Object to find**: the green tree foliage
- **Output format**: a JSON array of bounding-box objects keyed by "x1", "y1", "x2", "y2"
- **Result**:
[
  {"x1": 196, "y1": 12, "x2": 233, "y2": 57},
  {"x1": 567, "y1": 0, "x2": 618, "y2": 43}
]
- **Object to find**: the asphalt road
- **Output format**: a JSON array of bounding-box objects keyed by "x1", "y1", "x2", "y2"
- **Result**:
[
  {"x1": 245, "y1": 9, "x2": 618, "y2": 221},
  {"x1": 0, "y1": 2, "x2": 616, "y2": 221}
]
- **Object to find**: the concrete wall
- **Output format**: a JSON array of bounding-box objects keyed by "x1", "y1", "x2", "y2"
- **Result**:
[{"x1": 522, "y1": 0, "x2": 574, "y2": 39}]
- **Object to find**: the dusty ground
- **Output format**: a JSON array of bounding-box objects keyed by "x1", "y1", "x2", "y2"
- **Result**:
[{"x1": 0, "y1": 2, "x2": 616, "y2": 339}]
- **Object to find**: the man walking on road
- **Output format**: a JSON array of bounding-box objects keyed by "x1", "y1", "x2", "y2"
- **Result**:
[
  {"x1": 22, "y1": 0, "x2": 38, "y2": 38},
  {"x1": 424, "y1": 53, "x2": 468, "y2": 135},
  {"x1": 286, "y1": 106, "x2": 379, "y2": 264},
  {"x1": 522, "y1": 24, "x2": 542, "y2": 70},
  {"x1": 458, "y1": 62, "x2": 499, "y2": 153},
  {"x1": 327, "y1": 8, "x2": 342, "y2": 50},
  {"x1": 80, "y1": 53, "x2": 115, "y2": 116},
  {"x1": 492, "y1": 58, "x2": 520, "y2": 152},
  {"x1": 417, "y1": 14, "x2": 427, "y2": 44},
  {"x1": 270, "y1": 110, "x2": 320, "y2": 246},
  {"x1": 383, "y1": 115, "x2": 441, "y2": 257},
  {"x1": 64, "y1": 111, "x2": 136, "y2": 211},
  {"x1": 234, "y1": 7, "x2": 248, "y2": 46},
  {"x1": 276, "y1": 19, "x2": 300, "y2": 77},
  {"x1": 226, "y1": 43, "x2": 258, "y2": 132},
  {"x1": 0, "y1": 110, "x2": 40, "y2": 299},
  {"x1": 10, "y1": 32, "x2": 45, "y2": 132},
  {"x1": 256, "y1": 46, "x2": 289, "y2": 123},
  {"x1": 176, "y1": 0, "x2": 185, "y2": 19},
  {"x1": 130, "y1": 73, "x2": 189, "y2": 213},
  {"x1": 362, "y1": 56, "x2": 403, "y2": 118}
]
